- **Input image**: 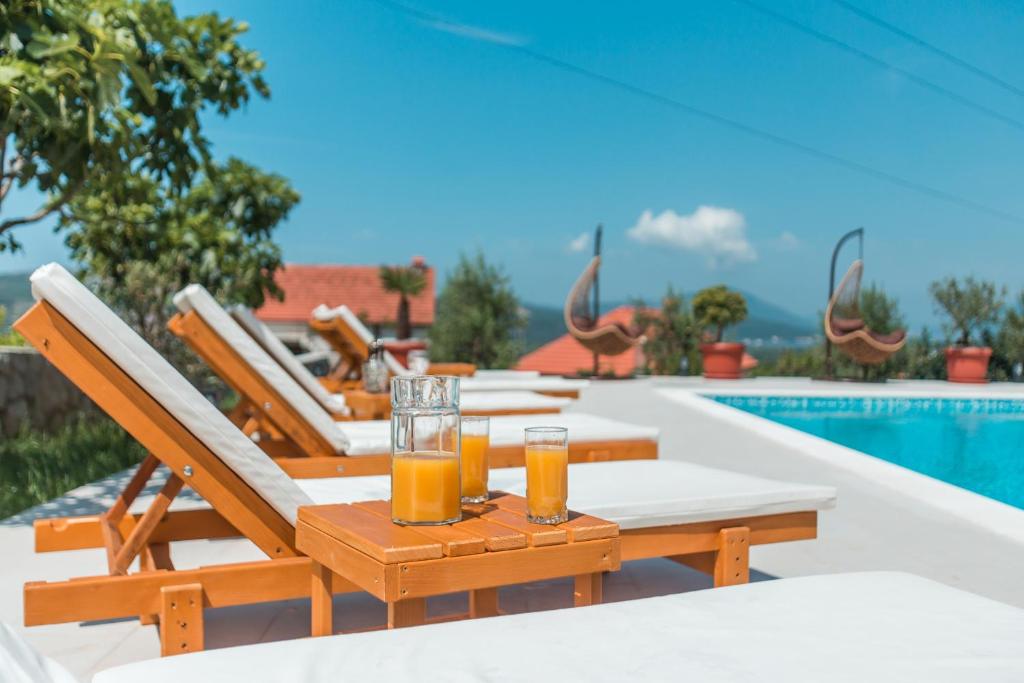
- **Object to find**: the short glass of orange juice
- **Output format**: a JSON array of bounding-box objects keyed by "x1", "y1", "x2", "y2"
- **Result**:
[
  {"x1": 524, "y1": 426, "x2": 568, "y2": 524},
  {"x1": 461, "y1": 416, "x2": 490, "y2": 503},
  {"x1": 390, "y1": 375, "x2": 461, "y2": 526}
]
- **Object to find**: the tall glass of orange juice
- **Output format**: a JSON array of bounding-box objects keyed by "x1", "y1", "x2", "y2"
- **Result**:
[
  {"x1": 390, "y1": 375, "x2": 461, "y2": 525},
  {"x1": 461, "y1": 416, "x2": 490, "y2": 503},
  {"x1": 524, "y1": 426, "x2": 568, "y2": 524}
]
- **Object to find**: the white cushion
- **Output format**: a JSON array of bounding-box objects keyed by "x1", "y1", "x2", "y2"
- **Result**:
[
  {"x1": 312, "y1": 304, "x2": 408, "y2": 376},
  {"x1": 92, "y1": 572, "x2": 1024, "y2": 682},
  {"x1": 488, "y1": 460, "x2": 835, "y2": 529},
  {"x1": 474, "y1": 369, "x2": 541, "y2": 379},
  {"x1": 335, "y1": 413, "x2": 658, "y2": 456},
  {"x1": 0, "y1": 622, "x2": 79, "y2": 683},
  {"x1": 460, "y1": 391, "x2": 571, "y2": 412},
  {"x1": 173, "y1": 285, "x2": 349, "y2": 454},
  {"x1": 229, "y1": 306, "x2": 348, "y2": 415},
  {"x1": 31, "y1": 264, "x2": 313, "y2": 525},
  {"x1": 294, "y1": 460, "x2": 834, "y2": 529},
  {"x1": 460, "y1": 376, "x2": 591, "y2": 393}
]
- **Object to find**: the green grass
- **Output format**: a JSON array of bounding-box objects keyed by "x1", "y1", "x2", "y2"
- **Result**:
[{"x1": 0, "y1": 416, "x2": 147, "y2": 519}]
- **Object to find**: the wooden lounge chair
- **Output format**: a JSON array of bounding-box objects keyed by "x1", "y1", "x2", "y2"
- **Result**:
[
  {"x1": 228, "y1": 303, "x2": 569, "y2": 418},
  {"x1": 168, "y1": 285, "x2": 650, "y2": 478},
  {"x1": 311, "y1": 303, "x2": 590, "y2": 398},
  {"x1": 825, "y1": 259, "x2": 907, "y2": 365},
  {"x1": 87, "y1": 572, "x2": 1024, "y2": 682},
  {"x1": 17, "y1": 263, "x2": 831, "y2": 657}
]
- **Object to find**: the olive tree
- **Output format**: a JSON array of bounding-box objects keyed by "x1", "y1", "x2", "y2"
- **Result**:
[{"x1": 691, "y1": 285, "x2": 747, "y2": 342}]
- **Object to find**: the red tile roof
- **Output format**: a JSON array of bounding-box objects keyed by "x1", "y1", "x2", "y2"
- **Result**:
[
  {"x1": 515, "y1": 306, "x2": 645, "y2": 377},
  {"x1": 255, "y1": 260, "x2": 435, "y2": 326}
]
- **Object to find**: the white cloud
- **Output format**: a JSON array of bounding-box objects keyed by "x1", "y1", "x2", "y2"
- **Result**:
[
  {"x1": 422, "y1": 19, "x2": 525, "y2": 46},
  {"x1": 777, "y1": 231, "x2": 800, "y2": 250},
  {"x1": 626, "y1": 206, "x2": 757, "y2": 266},
  {"x1": 568, "y1": 232, "x2": 590, "y2": 253}
]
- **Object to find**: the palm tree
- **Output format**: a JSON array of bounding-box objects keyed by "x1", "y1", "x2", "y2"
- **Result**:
[{"x1": 379, "y1": 265, "x2": 427, "y2": 339}]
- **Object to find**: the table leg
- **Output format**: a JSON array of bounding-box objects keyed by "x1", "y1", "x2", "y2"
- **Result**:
[
  {"x1": 469, "y1": 588, "x2": 499, "y2": 618},
  {"x1": 311, "y1": 561, "x2": 333, "y2": 637},
  {"x1": 387, "y1": 598, "x2": 426, "y2": 628},
  {"x1": 573, "y1": 572, "x2": 603, "y2": 607}
]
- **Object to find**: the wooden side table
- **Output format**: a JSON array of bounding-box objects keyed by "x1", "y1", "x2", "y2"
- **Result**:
[
  {"x1": 343, "y1": 389, "x2": 391, "y2": 420},
  {"x1": 297, "y1": 492, "x2": 620, "y2": 634}
]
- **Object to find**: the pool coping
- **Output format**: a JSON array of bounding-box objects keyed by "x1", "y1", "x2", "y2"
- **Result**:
[{"x1": 658, "y1": 388, "x2": 1024, "y2": 547}]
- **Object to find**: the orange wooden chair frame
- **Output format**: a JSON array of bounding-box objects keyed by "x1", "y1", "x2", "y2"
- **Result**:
[
  {"x1": 16, "y1": 301, "x2": 819, "y2": 657},
  {"x1": 170, "y1": 310, "x2": 653, "y2": 478}
]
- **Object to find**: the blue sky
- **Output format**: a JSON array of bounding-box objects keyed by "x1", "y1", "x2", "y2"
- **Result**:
[{"x1": 4, "y1": 0, "x2": 1024, "y2": 329}]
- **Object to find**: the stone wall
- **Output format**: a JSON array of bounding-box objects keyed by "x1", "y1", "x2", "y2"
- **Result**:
[{"x1": 0, "y1": 346, "x2": 94, "y2": 436}]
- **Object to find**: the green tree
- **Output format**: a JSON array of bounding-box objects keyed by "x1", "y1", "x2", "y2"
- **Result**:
[
  {"x1": 0, "y1": 305, "x2": 26, "y2": 345},
  {"x1": 430, "y1": 252, "x2": 525, "y2": 368},
  {"x1": 379, "y1": 265, "x2": 427, "y2": 340},
  {"x1": 633, "y1": 286, "x2": 695, "y2": 375},
  {"x1": 63, "y1": 158, "x2": 298, "y2": 394},
  {"x1": 0, "y1": 0, "x2": 268, "y2": 250},
  {"x1": 860, "y1": 283, "x2": 905, "y2": 334},
  {"x1": 692, "y1": 285, "x2": 748, "y2": 342},
  {"x1": 929, "y1": 276, "x2": 1005, "y2": 347}
]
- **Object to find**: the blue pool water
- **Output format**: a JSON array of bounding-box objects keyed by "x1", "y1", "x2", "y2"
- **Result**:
[{"x1": 711, "y1": 395, "x2": 1024, "y2": 509}]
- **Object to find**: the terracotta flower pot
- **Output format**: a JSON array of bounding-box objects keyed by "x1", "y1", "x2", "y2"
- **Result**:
[
  {"x1": 700, "y1": 342, "x2": 746, "y2": 379},
  {"x1": 944, "y1": 346, "x2": 992, "y2": 384}
]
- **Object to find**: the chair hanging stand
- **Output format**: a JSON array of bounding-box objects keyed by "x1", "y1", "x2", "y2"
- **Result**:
[
  {"x1": 823, "y1": 228, "x2": 907, "y2": 377},
  {"x1": 563, "y1": 224, "x2": 644, "y2": 374}
]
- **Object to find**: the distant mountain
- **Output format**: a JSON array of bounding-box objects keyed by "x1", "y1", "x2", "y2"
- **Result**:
[
  {"x1": 521, "y1": 290, "x2": 817, "y2": 353},
  {"x1": 0, "y1": 272, "x2": 32, "y2": 329}
]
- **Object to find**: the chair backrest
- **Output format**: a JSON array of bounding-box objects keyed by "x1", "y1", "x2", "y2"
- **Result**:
[
  {"x1": 312, "y1": 304, "x2": 409, "y2": 376},
  {"x1": 25, "y1": 264, "x2": 312, "y2": 531},
  {"x1": 230, "y1": 305, "x2": 348, "y2": 415},
  {"x1": 174, "y1": 285, "x2": 349, "y2": 454}
]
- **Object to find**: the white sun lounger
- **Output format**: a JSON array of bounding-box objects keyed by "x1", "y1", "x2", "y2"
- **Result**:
[
  {"x1": 230, "y1": 304, "x2": 571, "y2": 416},
  {"x1": 171, "y1": 284, "x2": 653, "y2": 472},
  {"x1": 87, "y1": 572, "x2": 1024, "y2": 682}
]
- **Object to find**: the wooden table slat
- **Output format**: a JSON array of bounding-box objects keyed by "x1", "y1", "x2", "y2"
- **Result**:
[
  {"x1": 353, "y1": 501, "x2": 487, "y2": 557},
  {"x1": 559, "y1": 512, "x2": 620, "y2": 542},
  {"x1": 481, "y1": 508, "x2": 567, "y2": 547},
  {"x1": 298, "y1": 504, "x2": 443, "y2": 563},
  {"x1": 454, "y1": 518, "x2": 527, "y2": 551}
]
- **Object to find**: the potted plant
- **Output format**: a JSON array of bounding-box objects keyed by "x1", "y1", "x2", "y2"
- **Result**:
[
  {"x1": 692, "y1": 285, "x2": 748, "y2": 379},
  {"x1": 929, "y1": 276, "x2": 1005, "y2": 383}
]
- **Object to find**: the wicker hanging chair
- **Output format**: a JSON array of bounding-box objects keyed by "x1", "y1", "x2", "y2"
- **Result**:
[
  {"x1": 564, "y1": 227, "x2": 645, "y2": 357},
  {"x1": 824, "y1": 259, "x2": 907, "y2": 365}
]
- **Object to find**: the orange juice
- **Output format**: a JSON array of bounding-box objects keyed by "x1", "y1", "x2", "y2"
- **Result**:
[
  {"x1": 391, "y1": 453, "x2": 461, "y2": 524},
  {"x1": 525, "y1": 445, "x2": 568, "y2": 521},
  {"x1": 460, "y1": 433, "x2": 490, "y2": 501}
]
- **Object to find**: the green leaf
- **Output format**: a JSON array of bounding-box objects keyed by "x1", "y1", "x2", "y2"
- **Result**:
[
  {"x1": 26, "y1": 33, "x2": 80, "y2": 59},
  {"x1": 0, "y1": 66, "x2": 22, "y2": 86},
  {"x1": 125, "y1": 62, "x2": 156, "y2": 106}
]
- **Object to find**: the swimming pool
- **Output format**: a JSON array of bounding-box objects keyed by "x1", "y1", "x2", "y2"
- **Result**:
[{"x1": 711, "y1": 395, "x2": 1024, "y2": 509}]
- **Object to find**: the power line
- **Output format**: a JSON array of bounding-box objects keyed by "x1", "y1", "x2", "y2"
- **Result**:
[
  {"x1": 362, "y1": 0, "x2": 1024, "y2": 226},
  {"x1": 830, "y1": 0, "x2": 1024, "y2": 99},
  {"x1": 732, "y1": 0, "x2": 1024, "y2": 133}
]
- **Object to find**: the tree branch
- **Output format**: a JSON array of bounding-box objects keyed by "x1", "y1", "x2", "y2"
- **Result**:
[{"x1": 0, "y1": 178, "x2": 85, "y2": 235}]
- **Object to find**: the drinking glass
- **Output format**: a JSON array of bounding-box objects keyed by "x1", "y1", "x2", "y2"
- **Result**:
[
  {"x1": 391, "y1": 375, "x2": 461, "y2": 525},
  {"x1": 524, "y1": 426, "x2": 568, "y2": 524},
  {"x1": 460, "y1": 416, "x2": 490, "y2": 503},
  {"x1": 408, "y1": 349, "x2": 430, "y2": 375}
]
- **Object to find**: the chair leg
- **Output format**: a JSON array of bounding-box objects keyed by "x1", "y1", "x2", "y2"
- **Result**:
[
  {"x1": 469, "y1": 588, "x2": 499, "y2": 618},
  {"x1": 139, "y1": 543, "x2": 174, "y2": 625},
  {"x1": 387, "y1": 598, "x2": 426, "y2": 629},
  {"x1": 574, "y1": 572, "x2": 603, "y2": 606},
  {"x1": 310, "y1": 562, "x2": 333, "y2": 637},
  {"x1": 713, "y1": 526, "x2": 750, "y2": 587},
  {"x1": 160, "y1": 584, "x2": 204, "y2": 656}
]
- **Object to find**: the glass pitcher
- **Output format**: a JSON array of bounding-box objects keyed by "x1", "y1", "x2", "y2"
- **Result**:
[{"x1": 391, "y1": 375, "x2": 461, "y2": 525}]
